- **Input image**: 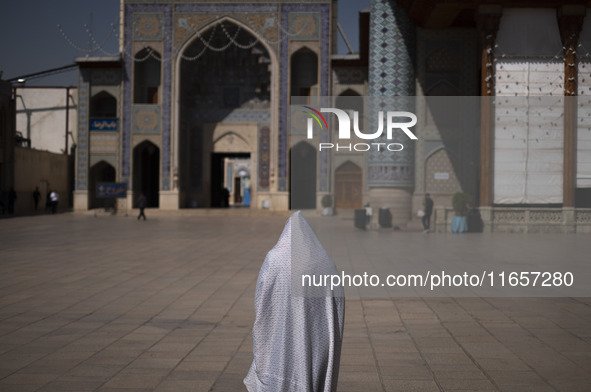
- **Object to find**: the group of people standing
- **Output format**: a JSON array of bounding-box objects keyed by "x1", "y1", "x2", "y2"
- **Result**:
[{"x1": 0, "y1": 186, "x2": 59, "y2": 215}]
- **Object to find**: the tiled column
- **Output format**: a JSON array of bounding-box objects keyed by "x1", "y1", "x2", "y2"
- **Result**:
[
  {"x1": 368, "y1": 0, "x2": 415, "y2": 224},
  {"x1": 73, "y1": 69, "x2": 90, "y2": 211}
]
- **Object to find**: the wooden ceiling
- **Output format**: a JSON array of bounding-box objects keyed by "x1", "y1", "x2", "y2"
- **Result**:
[{"x1": 397, "y1": 0, "x2": 591, "y2": 28}]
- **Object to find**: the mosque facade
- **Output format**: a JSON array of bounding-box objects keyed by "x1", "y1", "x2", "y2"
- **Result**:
[{"x1": 73, "y1": 0, "x2": 591, "y2": 233}]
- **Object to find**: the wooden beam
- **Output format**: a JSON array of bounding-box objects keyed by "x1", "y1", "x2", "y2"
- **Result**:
[
  {"x1": 477, "y1": 5, "x2": 502, "y2": 207},
  {"x1": 558, "y1": 5, "x2": 586, "y2": 207}
]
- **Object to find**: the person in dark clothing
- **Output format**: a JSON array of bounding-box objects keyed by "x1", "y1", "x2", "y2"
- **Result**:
[
  {"x1": 0, "y1": 189, "x2": 5, "y2": 214},
  {"x1": 221, "y1": 188, "x2": 230, "y2": 208},
  {"x1": 45, "y1": 190, "x2": 52, "y2": 213},
  {"x1": 33, "y1": 187, "x2": 41, "y2": 210},
  {"x1": 137, "y1": 193, "x2": 147, "y2": 220},
  {"x1": 422, "y1": 193, "x2": 434, "y2": 233},
  {"x1": 8, "y1": 187, "x2": 17, "y2": 214}
]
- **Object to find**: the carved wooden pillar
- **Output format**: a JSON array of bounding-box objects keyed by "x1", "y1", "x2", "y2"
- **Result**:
[
  {"x1": 558, "y1": 6, "x2": 586, "y2": 207},
  {"x1": 477, "y1": 5, "x2": 502, "y2": 207}
]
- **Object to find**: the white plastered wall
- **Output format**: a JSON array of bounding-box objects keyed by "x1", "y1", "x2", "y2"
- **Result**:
[
  {"x1": 15, "y1": 87, "x2": 77, "y2": 154},
  {"x1": 493, "y1": 9, "x2": 564, "y2": 204}
]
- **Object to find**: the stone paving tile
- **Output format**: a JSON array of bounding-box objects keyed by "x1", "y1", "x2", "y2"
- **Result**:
[
  {"x1": 97, "y1": 389, "x2": 153, "y2": 392},
  {"x1": 154, "y1": 380, "x2": 215, "y2": 392},
  {"x1": 337, "y1": 381, "x2": 384, "y2": 392},
  {"x1": 497, "y1": 386, "x2": 555, "y2": 392},
  {"x1": 433, "y1": 370, "x2": 489, "y2": 380},
  {"x1": 436, "y1": 378, "x2": 496, "y2": 391},
  {"x1": 36, "y1": 379, "x2": 105, "y2": 392},
  {"x1": 379, "y1": 365, "x2": 434, "y2": 380},
  {"x1": 1, "y1": 213, "x2": 591, "y2": 391},
  {"x1": 382, "y1": 379, "x2": 441, "y2": 392},
  {"x1": 102, "y1": 369, "x2": 169, "y2": 389},
  {"x1": 0, "y1": 384, "x2": 45, "y2": 392}
]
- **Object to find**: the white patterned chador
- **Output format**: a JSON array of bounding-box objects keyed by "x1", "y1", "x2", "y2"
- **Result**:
[{"x1": 244, "y1": 211, "x2": 345, "y2": 392}]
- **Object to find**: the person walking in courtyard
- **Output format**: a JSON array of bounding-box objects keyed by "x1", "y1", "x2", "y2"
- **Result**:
[
  {"x1": 32, "y1": 187, "x2": 41, "y2": 211},
  {"x1": 137, "y1": 193, "x2": 147, "y2": 220},
  {"x1": 222, "y1": 187, "x2": 230, "y2": 208},
  {"x1": 422, "y1": 193, "x2": 434, "y2": 233},
  {"x1": 50, "y1": 190, "x2": 59, "y2": 214}
]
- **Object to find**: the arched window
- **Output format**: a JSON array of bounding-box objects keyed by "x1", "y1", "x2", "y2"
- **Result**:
[
  {"x1": 336, "y1": 89, "x2": 363, "y2": 132},
  {"x1": 134, "y1": 48, "x2": 161, "y2": 104},
  {"x1": 90, "y1": 91, "x2": 117, "y2": 118},
  {"x1": 291, "y1": 47, "x2": 318, "y2": 103}
]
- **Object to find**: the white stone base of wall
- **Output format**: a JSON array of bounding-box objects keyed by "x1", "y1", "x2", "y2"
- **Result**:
[
  {"x1": 159, "y1": 190, "x2": 178, "y2": 210},
  {"x1": 73, "y1": 191, "x2": 88, "y2": 211}
]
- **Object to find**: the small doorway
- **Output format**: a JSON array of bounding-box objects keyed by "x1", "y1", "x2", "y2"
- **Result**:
[
  {"x1": 89, "y1": 161, "x2": 116, "y2": 209},
  {"x1": 335, "y1": 161, "x2": 362, "y2": 209},
  {"x1": 232, "y1": 168, "x2": 251, "y2": 207},
  {"x1": 211, "y1": 152, "x2": 250, "y2": 208},
  {"x1": 289, "y1": 141, "x2": 317, "y2": 209},
  {"x1": 234, "y1": 177, "x2": 242, "y2": 204},
  {"x1": 133, "y1": 141, "x2": 160, "y2": 207}
]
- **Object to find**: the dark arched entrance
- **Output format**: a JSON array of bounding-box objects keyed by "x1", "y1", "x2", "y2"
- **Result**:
[
  {"x1": 90, "y1": 91, "x2": 117, "y2": 118},
  {"x1": 133, "y1": 141, "x2": 160, "y2": 207},
  {"x1": 179, "y1": 20, "x2": 271, "y2": 208},
  {"x1": 89, "y1": 161, "x2": 116, "y2": 209},
  {"x1": 290, "y1": 141, "x2": 316, "y2": 209},
  {"x1": 291, "y1": 47, "x2": 318, "y2": 103}
]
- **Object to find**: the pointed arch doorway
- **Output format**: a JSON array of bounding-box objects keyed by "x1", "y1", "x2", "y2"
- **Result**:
[
  {"x1": 335, "y1": 161, "x2": 362, "y2": 209},
  {"x1": 89, "y1": 161, "x2": 116, "y2": 209},
  {"x1": 177, "y1": 18, "x2": 273, "y2": 208},
  {"x1": 133, "y1": 141, "x2": 160, "y2": 208},
  {"x1": 289, "y1": 141, "x2": 316, "y2": 210}
]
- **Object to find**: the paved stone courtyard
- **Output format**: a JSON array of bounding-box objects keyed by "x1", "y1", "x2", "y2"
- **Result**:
[{"x1": 1, "y1": 211, "x2": 590, "y2": 391}]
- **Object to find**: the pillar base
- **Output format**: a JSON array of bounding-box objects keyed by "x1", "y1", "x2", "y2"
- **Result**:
[
  {"x1": 367, "y1": 187, "x2": 412, "y2": 226},
  {"x1": 479, "y1": 206, "x2": 493, "y2": 233},
  {"x1": 73, "y1": 190, "x2": 88, "y2": 211},
  {"x1": 160, "y1": 190, "x2": 179, "y2": 210}
]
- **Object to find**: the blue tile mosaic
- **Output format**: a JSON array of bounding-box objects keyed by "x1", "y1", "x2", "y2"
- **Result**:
[
  {"x1": 76, "y1": 71, "x2": 90, "y2": 190},
  {"x1": 368, "y1": 0, "x2": 415, "y2": 187},
  {"x1": 123, "y1": 2, "x2": 331, "y2": 195},
  {"x1": 125, "y1": 3, "x2": 172, "y2": 191}
]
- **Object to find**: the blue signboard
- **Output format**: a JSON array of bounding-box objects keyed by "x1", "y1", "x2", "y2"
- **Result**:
[
  {"x1": 90, "y1": 118, "x2": 118, "y2": 131},
  {"x1": 97, "y1": 183, "x2": 127, "y2": 198}
]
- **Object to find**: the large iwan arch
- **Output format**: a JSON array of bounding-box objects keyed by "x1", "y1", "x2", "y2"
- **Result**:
[{"x1": 173, "y1": 17, "x2": 278, "y2": 208}]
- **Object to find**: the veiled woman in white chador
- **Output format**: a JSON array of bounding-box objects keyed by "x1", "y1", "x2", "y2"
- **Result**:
[{"x1": 244, "y1": 211, "x2": 345, "y2": 392}]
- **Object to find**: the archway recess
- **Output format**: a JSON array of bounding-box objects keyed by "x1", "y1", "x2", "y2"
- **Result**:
[
  {"x1": 178, "y1": 19, "x2": 272, "y2": 208},
  {"x1": 290, "y1": 141, "x2": 317, "y2": 210},
  {"x1": 133, "y1": 141, "x2": 160, "y2": 207},
  {"x1": 89, "y1": 161, "x2": 116, "y2": 209}
]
